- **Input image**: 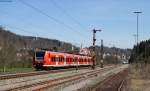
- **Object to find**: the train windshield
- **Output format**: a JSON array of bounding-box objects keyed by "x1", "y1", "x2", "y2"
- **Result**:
[{"x1": 35, "y1": 51, "x2": 45, "y2": 60}]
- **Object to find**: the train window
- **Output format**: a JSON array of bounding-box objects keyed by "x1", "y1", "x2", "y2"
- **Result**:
[
  {"x1": 57, "y1": 57, "x2": 59, "y2": 61},
  {"x1": 36, "y1": 51, "x2": 45, "y2": 60},
  {"x1": 71, "y1": 58, "x2": 73, "y2": 62},
  {"x1": 56, "y1": 57, "x2": 58, "y2": 61},
  {"x1": 69, "y1": 58, "x2": 71, "y2": 62},
  {"x1": 59, "y1": 57, "x2": 61, "y2": 62},
  {"x1": 59, "y1": 57, "x2": 60, "y2": 61},
  {"x1": 71, "y1": 58, "x2": 72, "y2": 62},
  {"x1": 74, "y1": 58, "x2": 76, "y2": 62},
  {"x1": 79, "y1": 59, "x2": 82, "y2": 62},
  {"x1": 79, "y1": 59, "x2": 81, "y2": 62},
  {"x1": 60, "y1": 57, "x2": 63, "y2": 62},
  {"x1": 51, "y1": 57, "x2": 56, "y2": 62},
  {"x1": 62, "y1": 57, "x2": 64, "y2": 61},
  {"x1": 89, "y1": 59, "x2": 91, "y2": 62},
  {"x1": 55, "y1": 57, "x2": 56, "y2": 61},
  {"x1": 85, "y1": 59, "x2": 87, "y2": 62},
  {"x1": 64, "y1": 57, "x2": 66, "y2": 62},
  {"x1": 51, "y1": 57, "x2": 53, "y2": 62},
  {"x1": 66, "y1": 58, "x2": 69, "y2": 62},
  {"x1": 72, "y1": 58, "x2": 74, "y2": 62}
]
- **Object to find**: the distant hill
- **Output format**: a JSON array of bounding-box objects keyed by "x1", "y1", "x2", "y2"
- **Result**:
[
  {"x1": 0, "y1": 27, "x2": 76, "y2": 52},
  {"x1": 0, "y1": 27, "x2": 131, "y2": 55},
  {"x1": 92, "y1": 45, "x2": 131, "y2": 64},
  {"x1": 0, "y1": 27, "x2": 131, "y2": 68},
  {"x1": 0, "y1": 27, "x2": 79, "y2": 69}
]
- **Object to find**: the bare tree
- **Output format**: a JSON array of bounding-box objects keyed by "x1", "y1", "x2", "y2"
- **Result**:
[{"x1": 0, "y1": 40, "x2": 16, "y2": 72}]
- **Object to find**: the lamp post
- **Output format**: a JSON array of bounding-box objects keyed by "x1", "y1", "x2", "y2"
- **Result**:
[
  {"x1": 133, "y1": 34, "x2": 137, "y2": 46},
  {"x1": 133, "y1": 11, "x2": 142, "y2": 62}
]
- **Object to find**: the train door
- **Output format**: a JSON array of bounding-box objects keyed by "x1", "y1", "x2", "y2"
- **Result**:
[
  {"x1": 85, "y1": 57, "x2": 88, "y2": 65},
  {"x1": 82, "y1": 57, "x2": 85, "y2": 65},
  {"x1": 66, "y1": 55, "x2": 70, "y2": 66},
  {"x1": 70, "y1": 55, "x2": 74, "y2": 66},
  {"x1": 79, "y1": 57, "x2": 82, "y2": 65},
  {"x1": 58, "y1": 55, "x2": 64, "y2": 66},
  {"x1": 74, "y1": 56, "x2": 78, "y2": 65},
  {"x1": 87, "y1": 57, "x2": 90, "y2": 65},
  {"x1": 55, "y1": 55, "x2": 59, "y2": 66},
  {"x1": 51, "y1": 55, "x2": 56, "y2": 65}
]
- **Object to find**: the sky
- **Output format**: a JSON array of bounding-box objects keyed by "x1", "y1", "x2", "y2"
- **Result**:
[{"x1": 0, "y1": 0, "x2": 149, "y2": 49}]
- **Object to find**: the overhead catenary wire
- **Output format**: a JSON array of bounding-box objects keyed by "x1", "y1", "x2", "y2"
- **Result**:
[
  {"x1": 1, "y1": 23, "x2": 75, "y2": 44},
  {"x1": 50, "y1": 0, "x2": 91, "y2": 45},
  {"x1": 50, "y1": 0, "x2": 88, "y2": 32},
  {"x1": 0, "y1": 9, "x2": 69, "y2": 41},
  {"x1": 2, "y1": 24, "x2": 39, "y2": 37},
  {"x1": 18, "y1": 0, "x2": 89, "y2": 43}
]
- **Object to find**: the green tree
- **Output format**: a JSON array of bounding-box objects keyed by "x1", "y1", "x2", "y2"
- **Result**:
[{"x1": 129, "y1": 39, "x2": 150, "y2": 64}]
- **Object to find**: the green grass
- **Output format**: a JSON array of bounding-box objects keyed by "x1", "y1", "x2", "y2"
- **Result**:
[{"x1": 0, "y1": 67, "x2": 35, "y2": 74}]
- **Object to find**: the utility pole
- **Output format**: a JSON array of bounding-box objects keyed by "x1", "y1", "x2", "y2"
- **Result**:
[
  {"x1": 133, "y1": 11, "x2": 142, "y2": 62},
  {"x1": 92, "y1": 29, "x2": 102, "y2": 69},
  {"x1": 100, "y1": 39, "x2": 104, "y2": 68},
  {"x1": 144, "y1": 45, "x2": 147, "y2": 64},
  {"x1": 133, "y1": 34, "x2": 137, "y2": 46}
]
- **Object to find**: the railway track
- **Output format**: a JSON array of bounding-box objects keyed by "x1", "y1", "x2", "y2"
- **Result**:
[
  {"x1": 33, "y1": 66, "x2": 116, "y2": 91},
  {"x1": 0, "y1": 64, "x2": 113, "y2": 81},
  {"x1": 117, "y1": 79, "x2": 125, "y2": 91},
  {"x1": 91, "y1": 68, "x2": 128, "y2": 91},
  {"x1": 0, "y1": 66, "x2": 92, "y2": 81},
  {"x1": 0, "y1": 65, "x2": 116, "y2": 91}
]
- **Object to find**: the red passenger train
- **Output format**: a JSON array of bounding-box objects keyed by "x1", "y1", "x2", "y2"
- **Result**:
[{"x1": 33, "y1": 50, "x2": 95, "y2": 70}]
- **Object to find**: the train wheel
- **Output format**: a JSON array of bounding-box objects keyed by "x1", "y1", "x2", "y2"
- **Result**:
[{"x1": 35, "y1": 64, "x2": 43, "y2": 71}]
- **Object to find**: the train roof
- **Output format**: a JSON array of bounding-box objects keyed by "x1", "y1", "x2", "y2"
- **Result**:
[{"x1": 36, "y1": 50, "x2": 91, "y2": 58}]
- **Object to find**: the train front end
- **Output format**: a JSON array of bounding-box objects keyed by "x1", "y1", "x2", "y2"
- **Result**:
[{"x1": 33, "y1": 50, "x2": 45, "y2": 70}]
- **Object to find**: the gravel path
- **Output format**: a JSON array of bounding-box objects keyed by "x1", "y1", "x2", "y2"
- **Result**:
[
  {"x1": 48, "y1": 64, "x2": 128, "y2": 91},
  {"x1": 0, "y1": 66, "x2": 110, "y2": 91}
]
